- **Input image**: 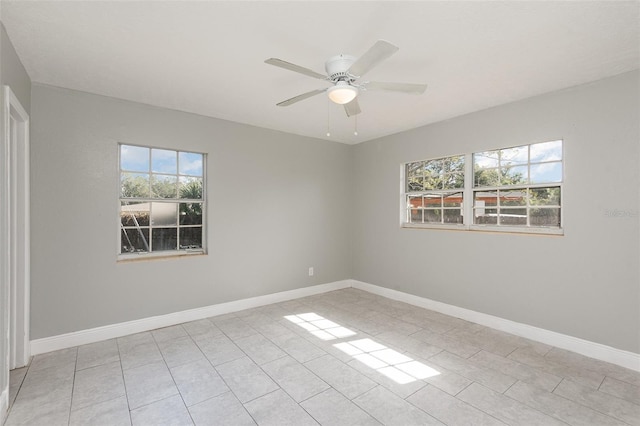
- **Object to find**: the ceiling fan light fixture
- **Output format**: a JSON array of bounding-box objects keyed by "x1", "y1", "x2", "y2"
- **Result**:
[{"x1": 327, "y1": 82, "x2": 358, "y2": 105}]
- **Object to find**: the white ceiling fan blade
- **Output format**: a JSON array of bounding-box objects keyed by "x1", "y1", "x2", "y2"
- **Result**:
[
  {"x1": 348, "y1": 40, "x2": 399, "y2": 78},
  {"x1": 265, "y1": 58, "x2": 327, "y2": 80},
  {"x1": 365, "y1": 81, "x2": 427, "y2": 94},
  {"x1": 344, "y1": 98, "x2": 361, "y2": 117},
  {"x1": 276, "y1": 89, "x2": 326, "y2": 107}
]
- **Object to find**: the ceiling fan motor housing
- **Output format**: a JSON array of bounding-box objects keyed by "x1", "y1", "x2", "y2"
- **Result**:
[{"x1": 325, "y1": 54, "x2": 357, "y2": 83}]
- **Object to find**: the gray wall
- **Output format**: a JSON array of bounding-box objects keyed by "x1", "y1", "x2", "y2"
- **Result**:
[
  {"x1": 0, "y1": 20, "x2": 31, "y2": 407},
  {"x1": 30, "y1": 84, "x2": 352, "y2": 339},
  {"x1": 352, "y1": 71, "x2": 640, "y2": 353}
]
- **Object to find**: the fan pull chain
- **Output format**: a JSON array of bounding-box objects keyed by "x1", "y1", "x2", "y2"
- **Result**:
[
  {"x1": 354, "y1": 114, "x2": 358, "y2": 136},
  {"x1": 326, "y1": 99, "x2": 331, "y2": 137}
]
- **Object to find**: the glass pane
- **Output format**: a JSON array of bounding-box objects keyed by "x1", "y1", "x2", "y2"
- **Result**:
[
  {"x1": 424, "y1": 173, "x2": 443, "y2": 190},
  {"x1": 407, "y1": 176, "x2": 424, "y2": 192},
  {"x1": 121, "y1": 228, "x2": 149, "y2": 253},
  {"x1": 409, "y1": 208, "x2": 423, "y2": 223},
  {"x1": 530, "y1": 140, "x2": 562, "y2": 162},
  {"x1": 475, "y1": 208, "x2": 497, "y2": 224},
  {"x1": 443, "y1": 172, "x2": 464, "y2": 189},
  {"x1": 151, "y1": 202, "x2": 177, "y2": 226},
  {"x1": 500, "y1": 145, "x2": 528, "y2": 166},
  {"x1": 179, "y1": 177, "x2": 203, "y2": 199},
  {"x1": 121, "y1": 201, "x2": 150, "y2": 226},
  {"x1": 423, "y1": 159, "x2": 444, "y2": 176},
  {"x1": 408, "y1": 195, "x2": 423, "y2": 223},
  {"x1": 500, "y1": 208, "x2": 527, "y2": 226},
  {"x1": 180, "y1": 203, "x2": 203, "y2": 225},
  {"x1": 443, "y1": 192, "x2": 462, "y2": 207},
  {"x1": 152, "y1": 149, "x2": 177, "y2": 174},
  {"x1": 530, "y1": 187, "x2": 561, "y2": 206},
  {"x1": 423, "y1": 194, "x2": 442, "y2": 208},
  {"x1": 530, "y1": 162, "x2": 562, "y2": 184},
  {"x1": 501, "y1": 165, "x2": 528, "y2": 185},
  {"x1": 120, "y1": 145, "x2": 149, "y2": 172},
  {"x1": 121, "y1": 173, "x2": 150, "y2": 198},
  {"x1": 152, "y1": 228, "x2": 177, "y2": 251},
  {"x1": 423, "y1": 209, "x2": 441, "y2": 223},
  {"x1": 443, "y1": 209, "x2": 462, "y2": 224},
  {"x1": 500, "y1": 189, "x2": 527, "y2": 206},
  {"x1": 151, "y1": 174, "x2": 178, "y2": 198},
  {"x1": 179, "y1": 227, "x2": 203, "y2": 249},
  {"x1": 531, "y1": 208, "x2": 561, "y2": 227},
  {"x1": 443, "y1": 155, "x2": 464, "y2": 173},
  {"x1": 475, "y1": 191, "x2": 497, "y2": 207},
  {"x1": 474, "y1": 151, "x2": 499, "y2": 168},
  {"x1": 474, "y1": 167, "x2": 500, "y2": 187},
  {"x1": 179, "y1": 152, "x2": 203, "y2": 176}
]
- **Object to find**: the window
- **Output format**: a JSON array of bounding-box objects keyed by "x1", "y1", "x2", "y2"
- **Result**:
[
  {"x1": 402, "y1": 140, "x2": 563, "y2": 234},
  {"x1": 473, "y1": 140, "x2": 562, "y2": 229},
  {"x1": 119, "y1": 144, "x2": 205, "y2": 258},
  {"x1": 404, "y1": 155, "x2": 465, "y2": 225}
]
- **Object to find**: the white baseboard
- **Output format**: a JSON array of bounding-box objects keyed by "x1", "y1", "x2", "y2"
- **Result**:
[
  {"x1": 30, "y1": 280, "x2": 350, "y2": 355},
  {"x1": 351, "y1": 280, "x2": 640, "y2": 372},
  {"x1": 30, "y1": 278, "x2": 639, "y2": 373},
  {"x1": 1, "y1": 387, "x2": 8, "y2": 425}
]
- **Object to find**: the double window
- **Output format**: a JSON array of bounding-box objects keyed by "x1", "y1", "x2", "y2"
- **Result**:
[
  {"x1": 403, "y1": 140, "x2": 563, "y2": 234},
  {"x1": 119, "y1": 144, "x2": 206, "y2": 258}
]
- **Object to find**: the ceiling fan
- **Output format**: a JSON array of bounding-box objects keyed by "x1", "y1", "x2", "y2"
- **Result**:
[{"x1": 265, "y1": 40, "x2": 427, "y2": 117}]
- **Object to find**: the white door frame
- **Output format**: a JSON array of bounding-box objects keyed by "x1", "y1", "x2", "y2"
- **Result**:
[{"x1": 2, "y1": 85, "x2": 30, "y2": 377}]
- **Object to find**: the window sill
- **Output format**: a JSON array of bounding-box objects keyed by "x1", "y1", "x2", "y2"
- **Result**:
[
  {"x1": 117, "y1": 250, "x2": 206, "y2": 263},
  {"x1": 402, "y1": 223, "x2": 563, "y2": 236}
]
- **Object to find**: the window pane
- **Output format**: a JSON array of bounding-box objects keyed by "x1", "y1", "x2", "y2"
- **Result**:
[
  {"x1": 121, "y1": 173, "x2": 150, "y2": 198},
  {"x1": 501, "y1": 165, "x2": 528, "y2": 185},
  {"x1": 121, "y1": 202, "x2": 150, "y2": 226},
  {"x1": 443, "y1": 155, "x2": 464, "y2": 173},
  {"x1": 424, "y1": 209, "x2": 441, "y2": 223},
  {"x1": 530, "y1": 187, "x2": 561, "y2": 206},
  {"x1": 180, "y1": 203, "x2": 203, "y2": 225},
  {"x1": 151, "y1": 202, "x2": 177, "y2": 227},
  {"x1": 423, "y1": 194, "x2": 442, "y2": 208},
  {"x1": 407, "y1": 176, "x2": 424, "y2": 192},
  {"x1": 475, "y1": 191, "x2": 497, "y2": 207},
  {"x1": 530, "y1": 140, "x2": 562, "y2": 163},
  {"x1": 474, "y1": 167, "x2": 500, "y2": 187},
  {"x1": 500, "y1": 145, "x2": 528, "y2": 166},
  {"x1": 500, "y1": 208, "x2": 527, "y2": 226},
  {"x1": 530, "y1": 162, "x2": 562, "y2": 184},
  {"x1": 443, "y1": 172, "x2": 464, "y2": 189},
  {"x1": 474, "y1": 151, "x2": 499, "y2": 168},
  {"x1": 120, "y1": 145, "x2": 149, "y2": 172},
  {"x1": 152, "y1": 228, "x2": 177, "y2": 251},
  {"x1": 408, "y1": 195, "x2": 423, "y2": 223},
  {"x1": 180, "y1": 227, "x2": 203, "y2": 249},
  {"x1": 443, "y1": 209, "x2": 462, "y2": 224},
  {"x1": 500, "y1": 190, "x2": 526, "y2": 206},
  {"x1": 152, "y1": 149, "x2": 177, "y2": 174},
  {"x1": 443, "y1": 192, "x2": 462, "y2": 207},
  {"x1": 179, "y1": 177, "x2": 203, "y2": 199},
  {"x1": 531, "y1": 208, "x2": 561, "y2": 227},
  {"x1": 151, "y1": 174, "x2": 178, "y2": 198},
  {"x1": 424, "y1": 159, "x2": 444, "y2": 176},
  {"x1": 179, "y1": 152, "x2": 203, "y2": 176},
  {"x1": 121, "y1": 228, "x2": 149, "y2": 253},
  {"x1": 475, "y1": 208, "x2": 497, "y2": 224},
  {"x1": 406, "y1": 162, "x2": 422, "y2": 179}
]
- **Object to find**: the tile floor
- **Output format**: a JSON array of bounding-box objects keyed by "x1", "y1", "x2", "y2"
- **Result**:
[{"x1": 4, "y1": 288, "x2": 640, "y2": 426}]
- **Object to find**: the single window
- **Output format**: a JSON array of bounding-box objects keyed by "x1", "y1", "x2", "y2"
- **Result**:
[
  {"x1": 403, "y1": 155, "x2": 465, "y2": 226},
  {"x1": 119, "y1": 144, "x2": 206, "y2": 258},
  {"x1": 473, "y1": 140, "x2": 562, "y2": 229}
]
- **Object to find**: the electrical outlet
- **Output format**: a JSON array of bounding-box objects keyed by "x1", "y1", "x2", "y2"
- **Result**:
[{"x1": 308, "y1": 267, "x2": 314, "y2": 276}]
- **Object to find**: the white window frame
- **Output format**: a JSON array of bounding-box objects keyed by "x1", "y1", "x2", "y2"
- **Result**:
[
  {"x1": 117, "y1": 143, "x2": 207, "y2": 261},
  {"x1": 401, "y1": 140, "x2": 564, "y2": 235}
]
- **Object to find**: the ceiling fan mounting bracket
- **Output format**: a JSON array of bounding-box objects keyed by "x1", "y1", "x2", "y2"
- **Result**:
[{"x1": 325, "y1": 54, "x2": 358, "y2": 83}]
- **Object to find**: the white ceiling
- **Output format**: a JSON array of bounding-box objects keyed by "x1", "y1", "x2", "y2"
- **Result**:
[{"x1": 2, "y1": 1, "x2": 639, "y2": 144}]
